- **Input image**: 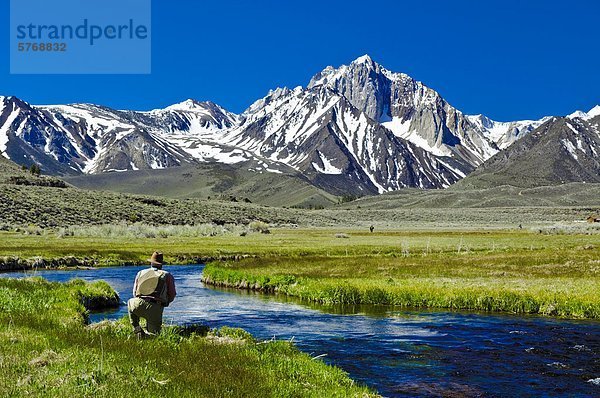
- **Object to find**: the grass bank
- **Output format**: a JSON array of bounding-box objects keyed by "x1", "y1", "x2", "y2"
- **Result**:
[
  {"x1": 2, "y1": 228, "x2": 599, "y2": 317},
  {"x1": 201, "y1": 234, "x2": 600, "y2": 319},
  {"x1": 0, "y1": 277, "x2": 376, "y2": 397}
]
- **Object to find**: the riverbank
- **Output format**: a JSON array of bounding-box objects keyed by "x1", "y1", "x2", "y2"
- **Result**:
[
  {"x1": 0, "y1": 277, "x2": 376, "y2": 397},
  {"x1": 2, "y1": 228, "x2": 599, "y2": 318},
  {"x1": 0, "y1": 253, "x2": 255, "y2": 272},
  {"x1": 201, "y1": 241, "x2": 600, "y2": 319}
]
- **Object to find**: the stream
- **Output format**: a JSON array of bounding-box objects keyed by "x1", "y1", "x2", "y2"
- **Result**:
[{"x1": 2, "y1": 264, "x2": 599, "y2": 397}]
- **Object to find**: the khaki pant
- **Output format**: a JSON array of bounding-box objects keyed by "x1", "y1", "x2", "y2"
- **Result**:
[{"x1": 127, "y1": 297, "x2": 164, "y2": 334}]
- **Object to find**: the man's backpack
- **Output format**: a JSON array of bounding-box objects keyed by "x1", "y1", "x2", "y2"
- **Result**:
[{"x1": 135, "y1": 268, "x2": 168, "y2": 305}]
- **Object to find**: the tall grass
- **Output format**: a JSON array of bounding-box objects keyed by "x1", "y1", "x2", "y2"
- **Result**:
[
  {"x1": 202, "y1": 242, "x2": 600, "y2": 319},
  {"x1": 0, "y1": 277, "x2": 377, "y2": 397},
  {"x1": 2, "y1": 228, "x2": 595, "y2": 262}
]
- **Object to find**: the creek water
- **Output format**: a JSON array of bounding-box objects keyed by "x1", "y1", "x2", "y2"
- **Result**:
[{"x1": 2, "y1": 264, "x2": 599, "y2": 397}]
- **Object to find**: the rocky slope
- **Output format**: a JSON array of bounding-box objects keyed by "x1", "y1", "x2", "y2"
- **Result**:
[
  {"x1": 1, "y1": 56, "x2": 596, "y2": 194},
  {"x1": 223, "y1": 85, "x2": 466, "y2": 193},
  {"x1": 309, "y1": 55, "x2": 501, "y2": 166},
  {"x1": 458, "y1": 115, "x2": 600, "y2": 188}
]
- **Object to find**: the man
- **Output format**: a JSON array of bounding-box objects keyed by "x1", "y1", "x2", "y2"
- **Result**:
[{"x1": 127, "y1": 251, "x2": 176, "y2": 338}]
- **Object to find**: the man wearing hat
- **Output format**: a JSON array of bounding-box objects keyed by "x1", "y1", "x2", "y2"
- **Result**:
[{"x1": 127, "y1": 251, "x2": 177, "y2": 338}]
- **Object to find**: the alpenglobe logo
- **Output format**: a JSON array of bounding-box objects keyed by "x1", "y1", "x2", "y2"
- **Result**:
[{"x1": 10, "y1": 0, "x2": 151, "y2": 74}]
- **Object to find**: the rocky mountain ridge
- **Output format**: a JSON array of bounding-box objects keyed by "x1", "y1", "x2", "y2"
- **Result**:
[{"x1": 0, "y1": 56, "x2": 597, "y2": 194}]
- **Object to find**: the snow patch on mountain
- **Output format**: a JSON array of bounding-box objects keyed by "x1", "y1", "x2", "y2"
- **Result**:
[
  {"x1": 0, "y1": 101, "x2": 20, "y2": 157},
  {"x1": 566, "y1": 122, "x2": 579, "y2": 135},
  {"x1": 383, "y1": 116, "x2": 452, "y2": 157},
  {"x1": 164, "y1": 99, "x2": 209, "y2": 112},
  {"x1": 382, "y1": 117, "x2": 410, "y2": 137},
  {"x1": 312, "y1": 151, "x2": 342, "y2": 174},
  {"x1": 561, "y1": 138, "x2": 579, "y2": 160},
  {"x1": 568, "y1": 105, "x2": 600, "y2": 120},
  {"x1": 437, "y1": 159, "x2": 467, "y2": 178},
  {"x1": 466, "y1": 114, "x2": 548, "y2": 150},
  {"x1": 178, "y1": 141, "x2": 250, "y2": 164}
]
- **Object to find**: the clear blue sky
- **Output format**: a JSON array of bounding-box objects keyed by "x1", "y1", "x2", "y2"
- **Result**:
[{"x1": 2, "y1": 0, "x2": 599, "y2": 121}]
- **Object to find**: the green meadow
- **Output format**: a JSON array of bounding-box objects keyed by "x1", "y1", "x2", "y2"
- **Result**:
[
  {"x1": 0, "y1": 277, "x2": 376, "y2": 397},
  {"x1": 199, "y1": 229, "x2": 599, "y2": 319},
  {"x1": 1, "y1": 227, "x2": 599, "y2": 318},
  {"x1": 0, "y1": 226, "x2": 598, "y2": 397},
  {"x1": 2, "y1": 226, "x2": 599, "y2": 261}
]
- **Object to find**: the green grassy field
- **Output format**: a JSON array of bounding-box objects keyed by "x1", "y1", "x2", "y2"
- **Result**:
[
  {"x1": 1, "y1": 227, "x2": 599, "y2": 259},
  {"x1": 203, "y1": 229, "x2": 599, "y2": 319},
  {"x1": 2, "y1": 228, "x2": 599, "y2": 318},
  {"x1": 1, "y1": 228, "x2": 598, "y2": 396},
  {"x1": 0, "y1": 277, "x2": 376, "y2": 397}
]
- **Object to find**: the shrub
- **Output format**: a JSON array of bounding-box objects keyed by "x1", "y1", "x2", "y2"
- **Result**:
[
  {"x1": 29, "y1": 164, "x2": 41, "y2": 176},
  {"x1": 57, "y1": 222, "x2": 244, "y2": 239},
  {"x1": 56, "y1": 228, "x2": 74, "y2": 238},
  {"x1": 24, "y1": 225, "x2": 43, "y2": 236},
  {"x1": 249, "y1": 221, "x2": 270, "y2": 234}
]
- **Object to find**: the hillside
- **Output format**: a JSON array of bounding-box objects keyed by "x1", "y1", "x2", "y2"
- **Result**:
[
  {"x1": 1, "y1": 181, "x2": 597, "y2": 230},
  {"x1": 0, "y1": 154, "x2": 20, "y2": 176},
  {"x1": 2, "y1": 140, "x2": 599, "y2": 229},
  {"x1": 0, "y1": 184, "x2": 306, "y2": 228},
  {"x1": 456, "y1": 116, "x2": 600, "y2": 189},
  {"x1": 0, "y1": 154, "x2": 67, "y2": 188},
  {"x1": 338, "y1": 183, "x2": 600, "y2": 210},
  {"x1": 65, "y1": 161, "x2": 338, "y2": 208}
]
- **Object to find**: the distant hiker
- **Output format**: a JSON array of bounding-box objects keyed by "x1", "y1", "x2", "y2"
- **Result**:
[
  {"x1": 370, "y1": 225, "x2": 374, "y2": 233},
  {"x1": 127, "y1": 252, "x2": 176, "y2": 338}
]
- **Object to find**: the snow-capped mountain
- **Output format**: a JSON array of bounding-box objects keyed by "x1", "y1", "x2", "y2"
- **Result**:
[
  {"x1": 0, "y1": 96, "x2": 253, "y2": 175},
  {"x1": 466, "y1": 114, "x2": 550, "y2": 150},
  {"x1": 224, "y1": 85, "x2": 467, "y2": 193},
  {"x1": 308, "y1": 55, "x2": 500, "y2": 166},
  {"x1": 568, "y1": 105, "x2": 600, "y2": 121},
  {"x1": 0, "y1": 56, "x2": 596, "y2": 194},
  {"x1": 463, "y1": 104, "x2": 598, "y2": 153},
  {"x1": 0, "y1": 97, "x2": 191, "y2": 174},
  {"x1": 460, "y1": 114, "x2": 600, "y2": 188}
]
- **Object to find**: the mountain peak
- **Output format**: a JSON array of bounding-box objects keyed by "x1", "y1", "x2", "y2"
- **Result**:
[
  {"x1": 568, "y1": 105, "x2": 600, "y2": 120},
  {"x1": 588, "y1": 105, "x2": 600, "y2": 118},
  {"x1": 164, "y1": 99, "x2": 229, "y2": 113},
  {"x1": 352, "y1": 54, "x2": 375, "y2": 65},
  {"x1": 308, "y1": 55, "x2": 386, "y2": 90},
  {"x1": 1, "y1": 95, "x2": 31, "y2": 111},
  {"x1": 243, "y1": 86, "x2": 304, "y2": 116},
  {"x1": 166, "y1": 99, "x2": 204, "y2": 111},
  {"x1": 348, "y1": 55, "x2": 382, "y2": 73}
]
